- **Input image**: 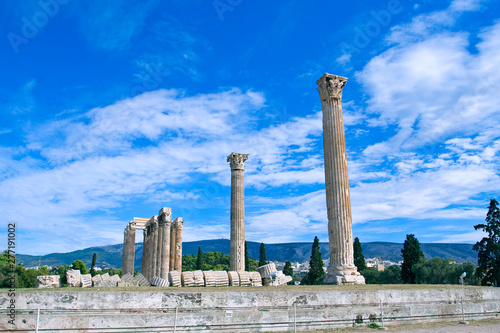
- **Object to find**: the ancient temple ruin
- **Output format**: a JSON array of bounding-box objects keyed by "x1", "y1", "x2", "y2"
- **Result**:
[
  {"x1": 317, "y1": 73, "x2": 365, "y2": 285},
  {"x1": 121, "y1": 207, "x2": 183, "y2": 283}
]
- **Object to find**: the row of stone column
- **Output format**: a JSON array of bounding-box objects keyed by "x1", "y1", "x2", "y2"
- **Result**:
[{"x1": 121, "y1": 207, "x2": 184, "y2": 283}]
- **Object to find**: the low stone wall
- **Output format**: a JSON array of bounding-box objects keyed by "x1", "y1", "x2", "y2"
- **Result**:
[{"x1": 1, "y1": 286, "x2": 499, "y2": 332}]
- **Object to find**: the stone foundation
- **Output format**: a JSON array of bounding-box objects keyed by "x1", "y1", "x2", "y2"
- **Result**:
[{"x1": 3, "y1": 286, "x2": 499, "y2": 332}]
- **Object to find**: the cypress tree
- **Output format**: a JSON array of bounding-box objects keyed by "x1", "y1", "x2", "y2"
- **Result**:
[
  {"x1": 304, "y1": 236, "x2": 325, "y2": 285},
  {"x1": 283, "y1": 260, "x2": 294, "y2": 285},
  {"x1": 401, "y1": 234, "x2": 424, "y2": 283},
  {"x1": 258, "y1": 243, "x2": 268, "y2": 267},
  {"x1": 353, "y1": 237, "x2": 366, "y2": 271},
  {"x1": 244, "y1": 241, "x2": 250, "y2": 271},
  {"x1": 196, "y1": 247, "x2": 204, "y2": 271},
  {"x1": 90, "y1": 253, "x2": 97, "y2": 276}
]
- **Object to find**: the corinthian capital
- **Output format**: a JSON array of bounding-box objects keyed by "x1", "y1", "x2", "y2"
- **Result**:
[
  {"x1": 158, "y1": 207, "x2": 172, "y2": 224},
  {"x1": 317, "y1": 73, "x2": 347, "y2": 101},
  {"x1": 227, "y1": 152, "x2": 249, "y2": 170},
  {"x1": 173, "y1": 217, "x2": 184, "y2": 229}
]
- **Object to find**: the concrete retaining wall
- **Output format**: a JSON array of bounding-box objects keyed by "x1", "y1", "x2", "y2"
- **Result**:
[{"x1": 1, "y1": 286, "x2": 500, "y2": 332}]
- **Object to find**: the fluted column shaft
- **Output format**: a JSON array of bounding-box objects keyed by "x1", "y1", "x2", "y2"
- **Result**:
[
  {"x1": 169, "y1": 223, "x2": 177, "y2": 272},
  {"x1": 156, "y1": 222, "x2": 163, "y2": 277},
  {"x1": 150, "y1": 217, "x2": 158, "y2": 280},
  {"x1": 121, "y1": 224, "x2": 136, "y2": 276},
  {"x1": 158, "y1": 207, "x2": 172, "y2": 280},
  {"x1": 173, "y1": 217, "x2": 184, "y2": 273},
  {"x1": 227, "y1": 152, "x2": 248, "y2": 272},
  {"x1": 317, "y1": 73, "x2": 364, "y2": 285},
  {"x1": 141, "y1": 228, "x2": 149, "y2": 279}
]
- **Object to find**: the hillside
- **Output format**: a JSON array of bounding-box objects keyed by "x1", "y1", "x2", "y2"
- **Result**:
[{"x1": 15, "y1": 240, "x2": 478, "y2": 270}]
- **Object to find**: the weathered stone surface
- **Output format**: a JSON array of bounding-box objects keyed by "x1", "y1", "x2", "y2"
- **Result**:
[
  {"x1": 134, "y1": 273, "x2": 150, "y2": 286},
  {"x1": 80, "y1": 274, "x2": 92, "y2": 288},
  {"x1": 228, "y1": 271, "x2": 240, "y2": 286},
  {"x1": 203, "y1": 271, "x2": 216, "y2": 287},
  {"x1": 91, "y1": 274, "x2": 102, "y2": 285},
  {"x1": 34, "y1": 275, "x2": 61, "y2": 288},
  {"x1": 227, "y1": 152, "x2": 248, "y2": 272},
  {"x1": 215, "y1": 271, "x2": 229, "y2": 287},
  {"x1": 120, "y1": 273, "x2": 134, "y2": 283},
  {"x1": 94, "y1": 280, "x2": 117, "y2": 287},
  {"x1": 238, "y1": 271, "x2": 251, "y2": 287},
  {"x1": 258, "y1": 263, "x2": 276, "y2": 278},
  {"x1": 317, "y1": 73, "x2": 365, "y2": 285},
  {"x1": 249, "y1": 272, "x2": 263, "y2": 287},
  {"x1": 121, "y1": 223, "x2": 136, "y2": 276},
  {"x1": 173, "y1": 217, "x2": 184, "y2": 273},
  {"x1": 193, "y1": 270, "x2": 205, "y2": 287},
  {"x1": 169, "y1": 270, "x2": 181, "y2": 287},
  {"x1": 151, "y1": 276, "x2": 169, "y2": 287},
  {"x1": 100, "y1": 273, "x2": 110, "y2": 281},
  {"x1": 66, "y1": 270, "x2": 81, "y2": 287},
  {"x1": 8, "y1": 287, "x2": 500, "y2": 332},
  {"x1": 109, "y1": 274, "x2": 121, "y2": 282},
  {"x1": 158, "y1": 207, "x2": 172, "y2": 280},
  {"x1": 181, "y1": 271, "x2": 196, "y2": 287}
]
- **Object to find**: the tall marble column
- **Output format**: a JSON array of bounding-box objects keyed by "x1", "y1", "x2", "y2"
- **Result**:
[
  {"x1": 316, "y1": 73, "x2": 365, "y2": 285},
  {"x1": 227, "y1": 152, "x2": 249, "y2": 272},
  {"x1": 169, "y1": 221, "x2": 177, "y2": 272},
  {"x1": 150, "y1": 216, "x2": 158, "y2": 279},
  {"x1": 141, "y1": 227, "x2": 150, "y2": 280},
  {"x1": 173, "y1": 217, "x2": 184, "y2": 273},
  {"x1": 158, "y1": 207, "x2": 172, "y2": 279},
  {"x1": 121, "y1": 223, "x2": 136, "y2": 276}
]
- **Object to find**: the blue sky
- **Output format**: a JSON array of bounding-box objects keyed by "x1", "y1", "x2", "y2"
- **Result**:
[{"x1": 1, "y1": 0, "x2": 499, "y2": 255}]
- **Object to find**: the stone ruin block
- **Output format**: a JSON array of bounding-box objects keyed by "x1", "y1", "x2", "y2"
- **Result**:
[
  {"x1": 181, "y1": 271, "x2": 196, "y2": 287},
  {"x1": 133, "y1": 273, "x2": 150, "y2": 286},
  {"x1": 258, "y1": 263, "x2": 277, "y2": 278},
  {"x1": 91, "y1": 274, "x2": 102, "y2": 286},
  {"x1": 66, "y1": 270, "x2": 82, "y2": 287},
  {"x1": 193, "y1": 270, "x2": 205, "y2": 287},
  {"x1": 169, "y1": 271, "x2": 181, "y2": 287},
  {"x1": 228, "y1": 271, "x2": 240, "y2": 286},
  {"x1": 109, "y1": 274, "x2": 121, "y2": 282},
  {"x1": 121, "y1": 273, "x2": 135, "y2": 283},
  {"x1": 249, "y1": 272, "x2": 263, "y2": 287},
  {"x1": 81, "y1": 274, "x2": 92, "y2": 288},
  {"x1": 262, "y1": 271, "x2": 293, "y2": 286},
  {"x1": 151, "y1": 276, "x2": 169, "y2": 287},
  {"x1": 215, "y1": 271, "x2": 229, "y2": 287},
  {"x1": 238, "y1": 271, "x2": 251, "y2": 287},
  {"x1": 34, "y1": 275, "x2": 61, "y2": 288},
  {"x1": 203, "y1": 271, "x2": 216, "y2": 287},
  {"x1": 100, "y1": 273, "x2": 110, "y2": 281},
  {"x1": 94, "y1": 280, "x2": 117, "y2": 287}
]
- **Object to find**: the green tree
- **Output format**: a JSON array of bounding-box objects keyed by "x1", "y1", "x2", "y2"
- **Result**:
[
  {"x1": 303, "y1": 236, "x2": 325, "y2": 285},
  {"x1": 196, "y1": 247, "x2": 204, "y2": 271},
  {"x1": 353, "y1": 237, "x2": 366, "y2": 271},
  {"x1": 245, "y1": 241, "x2": 250, "y2": 271},
  {"x1": 258, "y1": 243, "x2": 267, "y2": 267},
  {"x1": 401, "y1": 234, "x2": 424, "y2": 284},
  {"x1": 90, "y1": 253, "x2": 97, "y2": 276},
  {"x1": 71, "y1": 260, "x2": 88, "y2": 275},
  {"x1": 473, "y1": 199, "x2": 500, "y2": 286},
  {"x1": 283, "y1": 260, "x2": 294, "y2": 285}
]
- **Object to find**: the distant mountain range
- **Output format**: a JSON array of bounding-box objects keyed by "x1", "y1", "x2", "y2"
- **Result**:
[{"x1": 16, "y1": 240, "x2": 478, "y2": 270}]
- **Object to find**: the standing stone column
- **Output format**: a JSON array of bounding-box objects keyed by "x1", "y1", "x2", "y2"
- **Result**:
[
  {"x1": 227, "y1": 152, "x2": 249, "y2": 272},
  {"x1": 121, "y1": 223, "x2": 136, "y2": 276},
  {"x1": 158, "y1": 207, "x2": 172, "y2": 279},
  {"x1": 141, "y1": 227, "x2": 150, "y2": 280},
  {"x1": 150, "y1": 216, "x2": 158, "y2": 279},
  {"x1": 173, "y1": 217, "x2": 184, "y2": 273},
  {"x1": 169, "y1": 221, "x2": 177, "y2": 272},
  {"x1": 317, "y1": 73, "x2": 365, "y2": 285}
]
